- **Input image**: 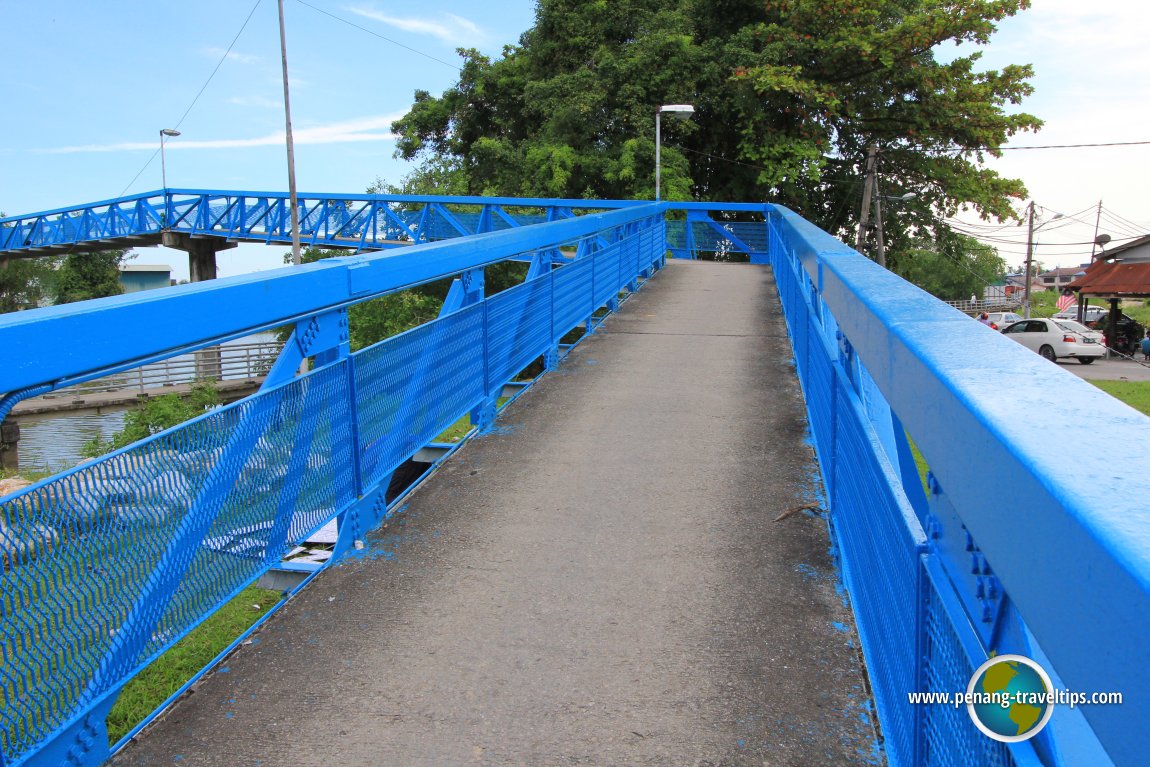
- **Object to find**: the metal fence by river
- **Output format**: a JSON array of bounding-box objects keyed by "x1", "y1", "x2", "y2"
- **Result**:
[{"x1": 9, "y1": 333, "x2": 280, "y2": 472}]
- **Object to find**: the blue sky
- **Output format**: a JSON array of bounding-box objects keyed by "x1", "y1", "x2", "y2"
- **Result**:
[{"x1": 0, "y1": 0, "x2": 1146, "y2": 279}]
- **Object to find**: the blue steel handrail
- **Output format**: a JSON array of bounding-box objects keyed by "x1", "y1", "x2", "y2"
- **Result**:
[
  {"x1": 0, "y1": 202, "x2": 669, "y2": 767},
  {"x1": 767, "y1": 205, "x2": 1148, "y2": 767},
  {"x1": 0, "y1": 190, "x2": 650, "y2": 256}
]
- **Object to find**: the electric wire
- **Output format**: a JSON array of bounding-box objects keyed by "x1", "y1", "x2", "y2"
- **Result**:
[
  {"x1": 115, "y1": 0, "x2": 264, "y2": 199},
  {"x1": 293, "y1": 0, "x2": 462, "y2": 71}
]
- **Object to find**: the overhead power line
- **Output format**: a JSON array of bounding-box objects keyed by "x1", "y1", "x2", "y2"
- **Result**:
[
  {"x1": 116, "y1": 0, "x2": 264, "y2": 198},
  {"x1": 293, "y1": 0, "x2": 462, "y2": 71},
  {"x1": 996, "y1": 139, "x2": 1150, "y2": 151}
]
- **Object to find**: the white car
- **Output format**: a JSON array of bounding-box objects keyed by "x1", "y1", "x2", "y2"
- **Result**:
[{"x1": 1000, "y1": 318, "x2": 1106, "y2": 364}]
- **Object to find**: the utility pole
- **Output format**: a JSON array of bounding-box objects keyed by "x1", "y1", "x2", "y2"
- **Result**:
[
  {"x1": 856, "y1": 145, "x2": 878, "y2": 253},
  {"x1": 1023, "y1": 201, "x2": 1036, "y2": 319},
  {"x1": 278, "y1": 0, "x2": 301, "y2": 267},
  {"x1": 1089, "y1": 199, "x2": 1103, "y2": 261},
  {"x1": 874, "y1": 176, "x2": 887, "y2": 269}
]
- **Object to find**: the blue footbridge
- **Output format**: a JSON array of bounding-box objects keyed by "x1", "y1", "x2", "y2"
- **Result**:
[{"x1": 0, "y1": 193, "x2": 1147, "y2": 766}]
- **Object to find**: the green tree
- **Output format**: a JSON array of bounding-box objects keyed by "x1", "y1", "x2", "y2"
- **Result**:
[
  {"x1": 0, "y1": 256, "x2": 59, "y2": 312},
  {"x1": 893, "y1": 231, "x2": 1005, "y2": 300},
  {"x1": 391, "y1": 0, "x2": 1039, "y2": 244},
  {"x1": 83, "y1": 380, "x2": 220, "y2": 458},
  {"x1": 54, "y1": 250, "x2": 126, "y2": 304}
]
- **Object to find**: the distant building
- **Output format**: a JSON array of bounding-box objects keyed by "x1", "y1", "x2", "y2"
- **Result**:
[
  {"x1": 1037, "y1": 265, "x2": 1087, "y2": 291},
  {"x1": 119, "y1": 264, "x2": 172, "y2": 293},
  {"x1": 1002, "y1": 273, "x2": 1043, "y2": 297}
]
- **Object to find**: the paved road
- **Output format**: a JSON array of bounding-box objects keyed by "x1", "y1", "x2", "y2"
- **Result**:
[
  {"x1": 114, "y1": 261, "x2": 880, "y2": 766},
  {"x1": 1058, "y1": 355, "x2": 1150, "y2": 382}
]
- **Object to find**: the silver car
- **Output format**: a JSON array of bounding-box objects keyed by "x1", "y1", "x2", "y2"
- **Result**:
[
  {"x1": 1000, "y1": 318, "x2": 1106, "y2": 364},
  {"x1": 986, "y1": 311, "x2": 1023, "y2": 331}
]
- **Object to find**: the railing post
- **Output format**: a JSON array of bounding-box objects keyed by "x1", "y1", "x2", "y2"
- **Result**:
[
  {"x1": 474, "y1": 290, "x2": 498, "y2": 431},
  {"x1": 546, "y1": 264, "x2": 559, "y2": 371}
]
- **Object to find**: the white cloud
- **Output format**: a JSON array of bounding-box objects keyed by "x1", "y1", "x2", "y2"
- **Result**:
[
  {"x1": 203, "y1": 46, "x2": 259, "y2": 65},
  {"x1": 38, "y1": 115, "x2": 402, "y2": 153},
  {"x1": 346, "y1": 4, "x2": 485, "y2": 45}
]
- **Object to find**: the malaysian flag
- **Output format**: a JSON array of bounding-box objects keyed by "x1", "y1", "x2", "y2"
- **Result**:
[{"x1": 1056, "y1": 292, "x2": 1076, "y2": 312}]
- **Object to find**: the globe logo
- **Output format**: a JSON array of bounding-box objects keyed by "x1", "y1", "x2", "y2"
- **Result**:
[{"x1": 967, "y1": 654, "x2": 1054, "y2": 742}]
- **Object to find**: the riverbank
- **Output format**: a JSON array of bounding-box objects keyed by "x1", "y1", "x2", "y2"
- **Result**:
[{"x1": 11, "y1": 378, "x2": 263, "y2": 416}]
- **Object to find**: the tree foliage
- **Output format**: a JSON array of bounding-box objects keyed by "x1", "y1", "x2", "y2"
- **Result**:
[
  {"x1": 893, "y1": 231, "x2": 1005, "y2": 300},
  {"x1": 391, "y1": 0, "x2": 1039, "y2": 257},
  {"x1": 54, "y1": 251, "x2": 126, "y2": 305},
  {"x1": 0, "y1": 244, "x2": 127, "y2": 312},
  {"x1": 83, "y1": 380, "x2": 220, "y2": 458},
  {"x1": 0, "y1": 256, "x2": 58, "y2": 312}
]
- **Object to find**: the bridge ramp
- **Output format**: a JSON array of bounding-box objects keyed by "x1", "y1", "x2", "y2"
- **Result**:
[{"x1": 113, "y1": 260, "x2": 880, "y2": 766}]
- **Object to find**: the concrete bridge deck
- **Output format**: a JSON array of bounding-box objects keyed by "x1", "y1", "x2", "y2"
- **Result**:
[{"x1": 112, "y1": 261, "x2": 880, "y2": 766}]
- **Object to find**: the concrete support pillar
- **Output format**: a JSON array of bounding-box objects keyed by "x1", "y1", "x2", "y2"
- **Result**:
[
  {"x1": 189, "y1": 244, "x2": 218, "y2": 282},
  {"x1": 1, "y1": 419, "x2": 19, "y2": 472},
  {"x1": 160, "y1": 231, "x2": 237, "y2": 284},
  {"x1": 161, "y1": 232, "x2": 238, "y2": 381}
]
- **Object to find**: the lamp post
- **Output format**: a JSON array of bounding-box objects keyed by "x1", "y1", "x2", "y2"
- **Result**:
[
  {"x1": 1022, "y1": 204, "x2": 1063, "y2": 318},
  {"x1": 278, "y1": 0, "x2": 302, "y2": 267},
  {"x1": 159, "y1": 128, "x2": 180, "y2": 191},
  {"x1": 655, "y1": 104, "x2": 694, "y2": 201}
]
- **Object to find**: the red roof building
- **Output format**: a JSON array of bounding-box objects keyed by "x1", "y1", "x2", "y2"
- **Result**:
[{"x1": 1068, "y1": 235, "x2": 1150, "y2": 297}]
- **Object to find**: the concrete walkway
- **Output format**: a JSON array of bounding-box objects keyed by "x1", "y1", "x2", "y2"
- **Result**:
[{"x1": 114, "y1": 261, "x2": 880, "y2": 766}]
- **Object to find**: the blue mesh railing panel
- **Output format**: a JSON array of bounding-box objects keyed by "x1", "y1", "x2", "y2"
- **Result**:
[
  {"x1": 805, "y1": 318, "x2": 834, "y2": 486},
  {"x1": 761, "y1": 201, "x2": 1149, "y2": 764},
  {"x1": 487, "y1": 276, "x2": 552, "y2": 387},
  {"x1": 921, "y1": 571, "x2": 1014, "y2": 767},
  {"x1": 832, "y1": 380, "x2": 925, "y2": 767},
  {"x1": 593, "y1": 244, "x2": 622, "y2": 309},
  {"x1": 0, "y1": 363, "x2": 354, "y2": 763},
  {"x1": 353, "y1": 304, "x2": 486, "y2": 489},
  {"x1": 553, "y1": 256, "x2": 594, "y2": 335},
  {"x1": 1, "y1": 204, "x2": 667, "y2": 765}
]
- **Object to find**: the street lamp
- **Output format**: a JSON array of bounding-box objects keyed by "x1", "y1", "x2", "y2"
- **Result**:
[
  {"x1": 159, "y1": 128, "x2": 180, "y2": 191},
  {"x1": 1022, "y1": 205, "x2": 1063, "y2": 318},
  {"x1": 655, "y1": 104, "x2": 694, "y2": 201}
]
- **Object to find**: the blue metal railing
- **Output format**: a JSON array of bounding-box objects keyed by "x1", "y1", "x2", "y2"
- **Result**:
[
  {"x1": 0, "y1": 203, "x2": 667, "y2": 766},
  {"x1": 0, "y1": 190, "x2": 648, "y2": 256},
  {"x1": 766, "y1": 205, "x2": 1149, "y2": 767},
  {"x1": 3, "y1": 194, "x2": 1146, "y2": 766}
]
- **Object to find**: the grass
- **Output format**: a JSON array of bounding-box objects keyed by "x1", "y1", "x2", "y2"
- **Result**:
[
  {"x1": 106, "y1": 585, "x2": 283, "y2": 743},
  {"x1": 1088, "y1": 380, "x2": 1150, "y2": 417},
  {"x1": 433, "y1": 397, "x2": 511, "y2": 443},
  {"x1": 0, "y1": 467, "x2": 55, "y2": 484},
  {"x1": 906, "y1": 436, "x2": 930, "y2": 496}
]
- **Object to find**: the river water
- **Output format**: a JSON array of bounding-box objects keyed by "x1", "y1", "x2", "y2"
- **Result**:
[
  {"x1": 11, "y1": 332, "x2": 278, "y2": 475},
  {"x1": 16, "y1": 409, "x2": 128, "y2": 473}
]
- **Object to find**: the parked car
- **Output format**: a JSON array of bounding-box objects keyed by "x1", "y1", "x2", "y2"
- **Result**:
[
  {"x1": 1000, "y1": 318, "x2": 1106, "y2": 364},
  {"x1": 1051, "y1": 307, "x2": 1145, "y2": 353},
  {"x1": 985, "y1": 311, "x2": 1023, "y2": 331},
  {"x1": 1053, "y1": 307, "x2": 1107, "y2": 324}
]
